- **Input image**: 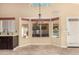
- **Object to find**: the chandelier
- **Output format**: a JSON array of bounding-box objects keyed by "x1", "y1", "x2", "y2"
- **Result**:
[{"x1": 38, "y1": 3, "x2": 41, "y2": 19}]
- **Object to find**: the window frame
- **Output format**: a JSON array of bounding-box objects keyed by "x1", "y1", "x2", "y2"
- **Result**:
[
  {"x1": 52, "y1": 21, "x2": 59, "y2": 38},
  {"x1": 0, "y1": 17, "x2": 16, "y2": 35},
  {"x1": 22, "y1": 24, "x2": 29, "y2": 38},
  {"x1": 32, "y1": 23, "x2": 49, "y2": 37}
]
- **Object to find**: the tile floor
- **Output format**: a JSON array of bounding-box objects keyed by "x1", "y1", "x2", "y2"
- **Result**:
[{"x1": 0, "y1": 45, "x2": 79, "y2": 55}]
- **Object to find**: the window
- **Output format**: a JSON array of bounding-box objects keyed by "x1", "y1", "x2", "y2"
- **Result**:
[
  {"x1": 53, "y1": 23, "x2": 59, "y2": 38},
  {"x1": 41, "y1": 24, "x2": 49, "y2": 37},
  {"x1": 22, "y1": 24, "x2": 28, "y2": 38},
  {"x1": 32, "y1": 23, "x2": 49, "y2": 37},
  {"x1": 32, "y1": 24, "x2": 40, "y2": 37},
  {"x1": 0, "y1": 20, "x2": 16, "y2": 35},
  {"x1": 0, "y1": 20, "x2": 3, "y2": 33},
  {"x1": 32, "y1": 3, "x2": 48, "y2": 7}
]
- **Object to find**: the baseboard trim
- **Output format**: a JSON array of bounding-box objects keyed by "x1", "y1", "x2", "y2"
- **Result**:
[
  {"x1": 61, "y1": 46, "x2": 67, "y2": 48},
  {"x1": 68, "y1": 46, "x2": 79, "y2": 48}
]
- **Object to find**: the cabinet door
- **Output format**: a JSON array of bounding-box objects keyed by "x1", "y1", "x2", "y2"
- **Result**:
[
  {"x1": 0, "y1": 37, "x2": 13, "y2": 49},
  {"x1": 7, "y1": 37, "x2": 13, "y2": 49},
  {"x1": 0, "y1": 37, "x2": 8, "y2": 49}
]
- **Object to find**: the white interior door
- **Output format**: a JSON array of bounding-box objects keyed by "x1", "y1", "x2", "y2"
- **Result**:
[{"x1": 67, "y1": 18, "x2": 79, "y2": 47}]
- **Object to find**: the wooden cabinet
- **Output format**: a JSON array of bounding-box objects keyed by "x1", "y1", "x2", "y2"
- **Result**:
[{"x1": 0, "y1": 36, "x2": 18, "y2": 49}]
